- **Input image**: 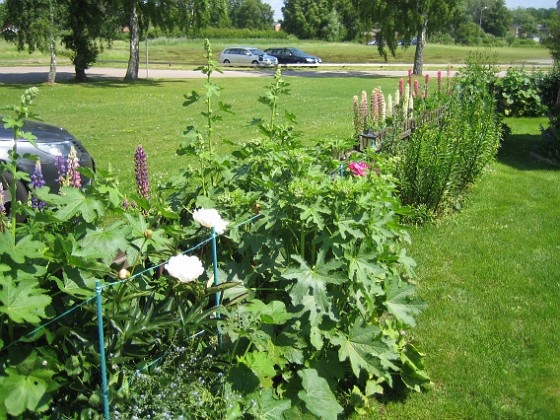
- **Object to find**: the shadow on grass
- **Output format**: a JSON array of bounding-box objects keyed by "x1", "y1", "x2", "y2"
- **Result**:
[
  {"x1": 0, "y1": 76, "x2": 181, "y2": 89},
  {"x1": 497, "y1": 133, "x2": 559, "y2": 172}
]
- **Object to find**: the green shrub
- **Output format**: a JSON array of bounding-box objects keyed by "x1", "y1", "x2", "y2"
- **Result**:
[
  {"x1": 161, "y1": 43, "x2": 429, "y2": 417},
  {"x1": 536, "y1": 64, "x2": 560, "y2": 111},
  {"x1": 384, "y1": 52, "x2": 502, "y2": 219},
  {"x1": 494, "y1": 68, "x2": 547, "y2": 117}
]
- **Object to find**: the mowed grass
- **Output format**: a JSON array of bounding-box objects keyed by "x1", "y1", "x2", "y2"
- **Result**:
[
  {"x1": 368, "y1": 117, "x2": 560, "y2": 419},
  {"x1": 0, "y1": 75, "x2": 402, "y2": 191}
]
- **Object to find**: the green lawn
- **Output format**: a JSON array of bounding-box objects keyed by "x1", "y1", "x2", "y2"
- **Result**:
[
  {"x1": 0, "y1": 76, "x2": 402, "y2": 192},
  {"x1": 369, "y1": 117, "x2": 560, "y2": 419}
]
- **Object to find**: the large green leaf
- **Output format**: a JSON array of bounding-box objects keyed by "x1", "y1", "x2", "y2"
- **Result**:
[
  {"x1": 42, "y1": 186, "x2": 104, "y2": 222},
  {"x1": 347, "y1": 243, "x2": 385, "y2": 291},
  {"x1": 331, "y1": 320, "x2": 397, "y2": 378},
  {"x1": 251, "y1": 389, "x2": 291, "y2": 420},
  {"x1": 384, "y1": 275, "x2": 427, "y2": 327},
  {"x1": 0, "y1": 232, "x2": 45, "y2": 264},
  {"x1": 297, "y1": 369, "x2": 343, "y2": 420},
  {"x1": 77, "y1": 221, "x2": 131, "y2": 263},
  {"x1": 283, "y1": 254, "x2": 343, "y2": 332},
  {"x1": 400, "y1": 343, "x2": 431, "y2": 392},
  {"x1": 244, "y1": 351, "x2": 277, "y2": 388},
  {"x1": 0, "y1": 366, "x2": 55, "y2": 416},
  {"x1": 0, "y1": 277, "x2": 51, "y2": 323},
  {"x1": 295, "y1": 201, "x2": 330, "y2": 230},
  {"x1": 244, "y1": 300, "x2": 293, "y2": 324}
]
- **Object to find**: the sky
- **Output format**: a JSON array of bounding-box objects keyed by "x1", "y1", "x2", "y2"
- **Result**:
[{"x1": 266, "y1": 0, "x2": 559, "y2": 22}]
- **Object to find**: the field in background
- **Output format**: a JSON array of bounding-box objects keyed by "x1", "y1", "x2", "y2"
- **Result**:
[{"x1": 0, "y1": 38, "x2": 553, "y2": 69}]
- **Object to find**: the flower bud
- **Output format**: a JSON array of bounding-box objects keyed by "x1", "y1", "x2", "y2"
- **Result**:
[
  {"x1": 144, "y1": 229, "x2": 153, "y2": 239},
  {"x1": 118, "y1": 269, "x2": 131, "y2": 280}
]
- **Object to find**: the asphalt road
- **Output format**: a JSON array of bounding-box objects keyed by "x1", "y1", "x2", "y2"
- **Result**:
[
  {"x1": 0, "y1": 64, "x2": 474, "y2": 84},
  {"x1": 1, "y1": 60, "x2": 553, "y2": 83}
]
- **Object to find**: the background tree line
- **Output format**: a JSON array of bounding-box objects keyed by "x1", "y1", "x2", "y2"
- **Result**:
[{"x1": 1, "y1": 0, "x2": 559, "y2": 81}]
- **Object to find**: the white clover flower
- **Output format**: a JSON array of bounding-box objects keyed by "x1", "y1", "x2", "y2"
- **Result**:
[
  {"x1": 193, "y1": 208, "x2": 228, "y2": 234},
  {"x1": 165, "y1": 254, "x2": 204, "y2": 283}
]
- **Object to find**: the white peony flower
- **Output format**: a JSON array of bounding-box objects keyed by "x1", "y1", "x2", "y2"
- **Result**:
[
  {"x1": 193, "y1": 208, "x2": 229, "y2": 234},
  {"x1": 165, "y1": 254, "x2": 205, "y2": 283}
]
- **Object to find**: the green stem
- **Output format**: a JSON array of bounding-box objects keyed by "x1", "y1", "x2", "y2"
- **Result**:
[
  {"x1": 300, "y1": 221, "x2": 305, "y2": 259},
  {"x1": 9, "y1": 128, "x2": 20, "y2": 241}
]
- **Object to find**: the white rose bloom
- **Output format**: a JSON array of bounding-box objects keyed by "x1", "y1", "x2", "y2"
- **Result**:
[
  {"x1": 193, "y1": 208, "x2": 229, "y2": 234},
  {"x1": 165, "y1": 254, "x2": 205, "y2": 283}
]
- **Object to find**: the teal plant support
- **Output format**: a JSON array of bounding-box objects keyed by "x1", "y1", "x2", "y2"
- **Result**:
[
  {"x1": 211, "y1": 227, "x2": 222, "y2": 346},
  {"x1": 95, "y1": 280, "x2": 110, "y2": 420}
]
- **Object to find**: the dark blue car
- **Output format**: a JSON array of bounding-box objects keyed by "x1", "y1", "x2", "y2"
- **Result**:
[{"x1": 264, "y1": 48, "x2": 322, "y2": 65}]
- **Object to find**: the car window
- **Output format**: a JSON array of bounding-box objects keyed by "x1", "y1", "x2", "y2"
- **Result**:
[{"x1": 248, "y1": 48, "x2": 265, "y2": 55}]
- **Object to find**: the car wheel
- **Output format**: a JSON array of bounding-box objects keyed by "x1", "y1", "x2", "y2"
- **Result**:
[
  {"x1": 251, "y1": 60, "x2": 259, "y2": 67},
  {"x1": 223, "y1": 59, "x2": 231, "y2": 65},
  {"x1": 1, "y1": 171, "x2": 29, "y2": 222}
]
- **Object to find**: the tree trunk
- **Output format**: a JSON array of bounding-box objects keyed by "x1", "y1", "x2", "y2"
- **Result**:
[
  {"x1": 413, "y1": 20, "x2": 428, "y2": 76},
  {"x1": 47, "y1": 0, "x2": 56, "y2": 84},
  {"x1": 48, "y1": 35, "x2": 57, "y2": 84},
  {"x1": 124, "y1": 1, "x2": 140, "y2": 81},
  {"x1": 75, "y1": 65, "x2": 88, "y2": 82}
]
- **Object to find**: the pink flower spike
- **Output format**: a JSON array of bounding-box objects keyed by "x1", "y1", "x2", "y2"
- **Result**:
[{"x1": 348, "y1": 161, "x2": 370, "y2": 177}]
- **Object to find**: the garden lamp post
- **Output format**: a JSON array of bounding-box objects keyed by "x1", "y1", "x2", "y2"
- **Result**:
[{"x1": 479, "y1": 6, "x2": 488, "y2": 29}]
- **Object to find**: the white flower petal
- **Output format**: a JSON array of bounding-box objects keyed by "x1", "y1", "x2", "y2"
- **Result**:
[
  {"x1": 193, "y1": 208, "x2": 229, "y2": 233},
  {"x1": 165, "y1": 254, "x2": 204, "y2": 283}
]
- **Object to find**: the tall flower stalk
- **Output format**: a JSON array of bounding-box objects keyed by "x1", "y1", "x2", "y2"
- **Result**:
[
  {"x1": 67, "y1": 146, "x2": 82, "y2": 188},
  {"x1": 30, "y1": 160, "x2": 46, "y2": 210},
  {"x1": 134, "y1": 144, "x2": 150, "y2": 200},
  {"x1": 1, "y1": 87, "x2": 39, "y2": 239}
]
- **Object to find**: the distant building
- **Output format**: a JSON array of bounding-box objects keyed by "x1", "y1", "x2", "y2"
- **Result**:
[{"x1": 274, "y1": 22, "x2": 281, "y2": 32}]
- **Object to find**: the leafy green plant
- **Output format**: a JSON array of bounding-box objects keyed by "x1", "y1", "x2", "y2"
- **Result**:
[
  {"x1": 165, "y1": 43, "x2": 430, "y2": 417},
  {"x1": 385, "y1": 52, "x2": 502, "y2": 220},
  {"x1": 494, "y1": 68, "x2": 547, "y2": 117}
]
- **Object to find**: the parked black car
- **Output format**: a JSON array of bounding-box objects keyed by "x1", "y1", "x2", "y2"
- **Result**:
[
  {"x1": 1, "y1": 118, "x2": 95, "y2": 211},
  {"x1": 264, "y1": 48, "x2": 322, "y2": 65}
]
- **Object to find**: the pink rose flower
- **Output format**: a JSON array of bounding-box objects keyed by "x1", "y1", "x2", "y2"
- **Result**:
[{"x1": 348, "y1": 161, "x2": 370, "y2": 177}]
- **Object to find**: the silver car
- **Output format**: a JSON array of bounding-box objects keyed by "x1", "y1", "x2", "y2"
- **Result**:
[
  {"x1": 219, "y1": 47, "x2": 278, "y2": 67},
  {"x1": 1, "y1": 118, "x2": 95, "y2": 211}
]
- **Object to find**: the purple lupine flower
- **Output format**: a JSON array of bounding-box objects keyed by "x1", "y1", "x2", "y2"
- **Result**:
[
  {"x1": 54, "y1": 155, "x2": 67, "y2": 187},
  {"x1": 30, "y1": 160, "x2": 47, "y2": 210},
  {"x1": 122, "y1": 198, "x2": 129, "y2": 210},
  {"x1": 134, "y1": 145, "x2": 150, "y2": 200},
  {"x1": 67, "y1": 146, "x2": 82, "y2": 188},
  {"x1": 0, "y1": 183, "x2": 5, "y2": 214}
]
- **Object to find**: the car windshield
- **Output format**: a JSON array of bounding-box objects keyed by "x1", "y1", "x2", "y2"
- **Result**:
[
  {"x1": 289, "y1": 48, "x2": 307, "y2": 56},
  {"x1": 248, "y1": 48, "x2": 265, "y2": 55}
]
